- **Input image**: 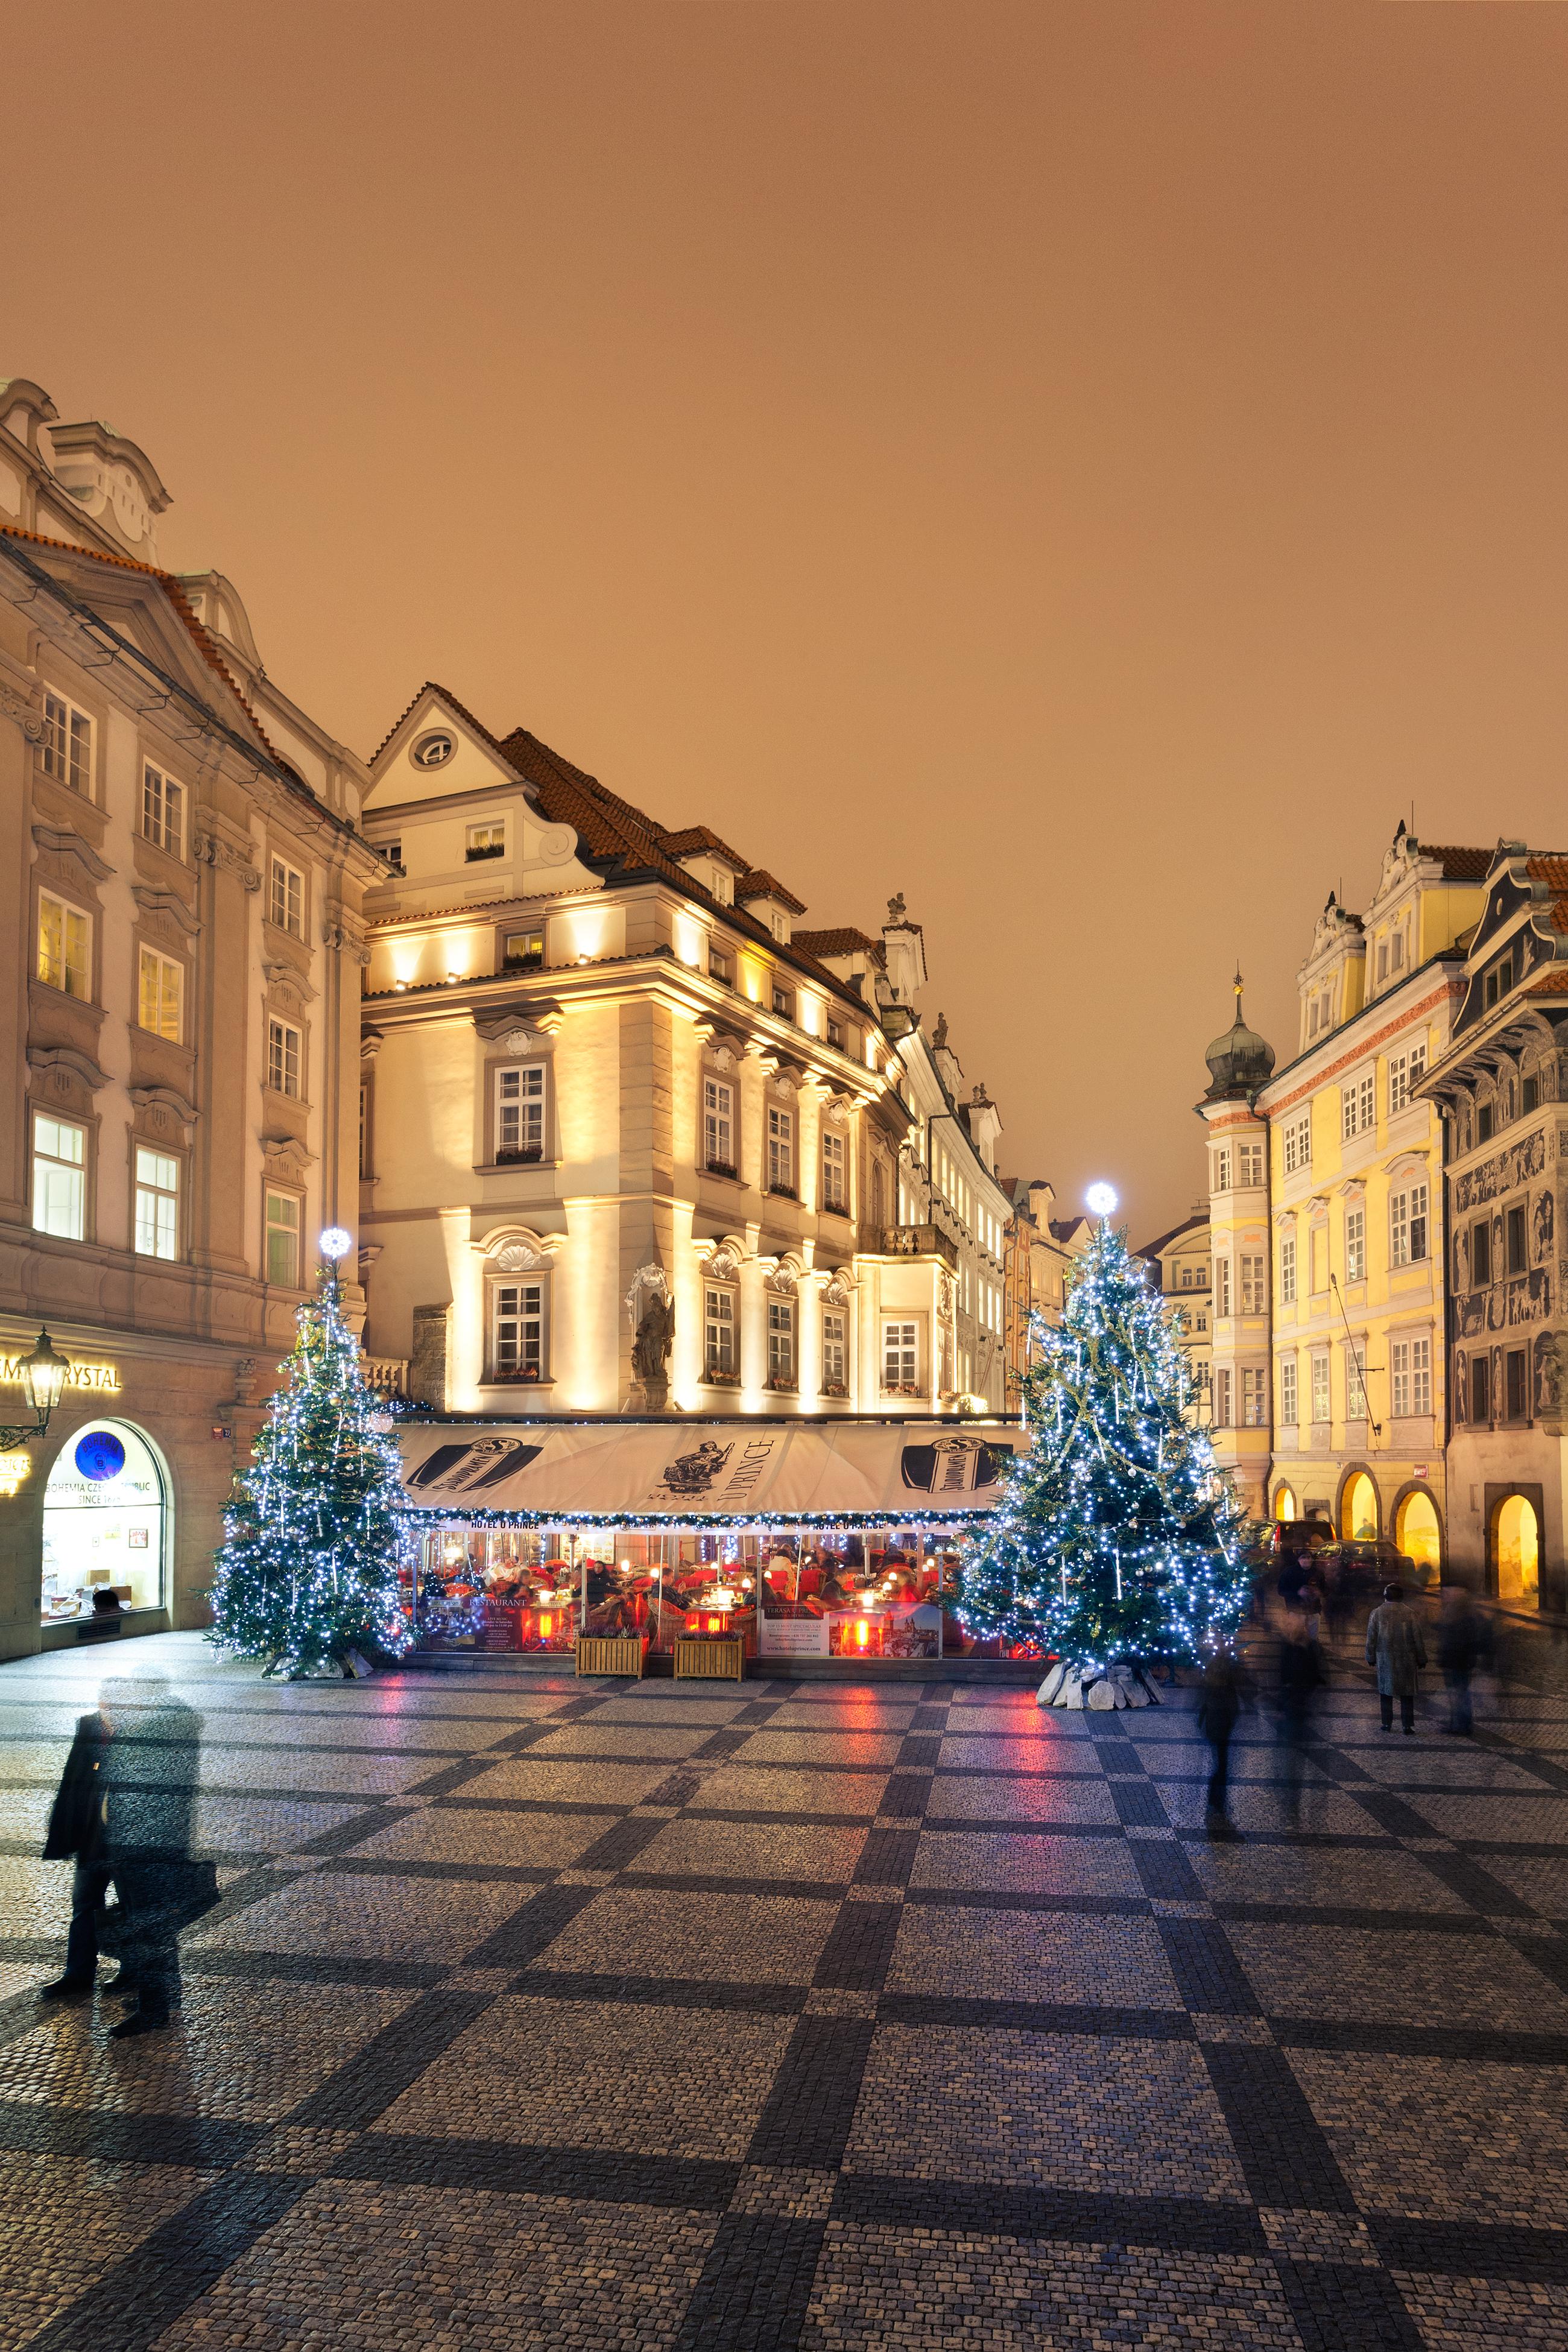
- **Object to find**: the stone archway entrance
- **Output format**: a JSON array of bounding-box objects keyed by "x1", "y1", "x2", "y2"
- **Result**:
[{"x1": 1494, "y1": 1493, "x2": 1540, "y2": 1611}]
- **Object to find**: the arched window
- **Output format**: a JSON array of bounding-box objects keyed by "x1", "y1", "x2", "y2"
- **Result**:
[
  {"x1": 1341, "y1": 1472, "x2": 1379, "y2": 1542},
  {"x1": 1395, "y1": 1490, "x2": 1441, "y2": 1578},
  {"x1": 1274, "y1": 1483, "x2": 1298, "y2": 1522},
  {"x1": 1495, "y1": 1494, "x2": 1540, "y2": 1609},
  {"x1": 40, "y1": 1421, "x2": 167, "y2": 1623}
]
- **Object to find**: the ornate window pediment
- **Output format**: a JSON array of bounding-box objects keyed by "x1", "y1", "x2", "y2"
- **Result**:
[
  {"x1": 481, "y1": 1225, "x2": 559, "y2": 1272},
  {"x1": 262, "y1": 1134, "x2": 315, "y2": 1184}
]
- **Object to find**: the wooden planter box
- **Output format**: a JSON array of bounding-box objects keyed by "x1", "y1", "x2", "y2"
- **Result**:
[
  {"x1": 674, "y1": 1635, "x2": 747, "y2": 1681},
  {"x1": 575, "y1": 1635, "x2": 646, "y2": 1678}
]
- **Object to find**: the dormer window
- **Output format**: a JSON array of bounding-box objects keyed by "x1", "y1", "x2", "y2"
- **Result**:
[
  {"x1": 710, "y1": 868, "x2": 732, "y2": 906},
  {"x1": 467, "y1": 823, "x2": 505, "y2": 862},
  {"x1": 771, "y1": 911, "x2": 789, "y2": 944}
]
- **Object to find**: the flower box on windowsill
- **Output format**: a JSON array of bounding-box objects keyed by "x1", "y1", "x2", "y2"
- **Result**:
[
  {"x1": 502, "y1": 954, "x2": 543, "y2": 973},
  {"x1": 765, "y1": 1377, "x2": 797, "y2": 1394},
  {"x1": 704, "y1": 1160, "x2": 739, "y2": 1181},
  {"x1": 820, "y1": 1382, "x2": 849, "y2": 1400},
  {"x1": 495, "y1": 1146, "x2": 543, "y2": 1165},
  {"x1": 768, "y1": 1183, "x2": 798, "y2": 1202},
  {"x1": 882, "y1": 1382, "x2": 923, "y2": 1399},
  {"x1": 821, "y1": 1198, "x2": 850, "y2": 1217},
  {"x1": 492, "y1": 1367, "x2": 543, "y2": 1385},
  {"x1": 702, "y1": 1369, "x2": 741, "y2": 1388},
  {"x1": 466, "y1": 842, "x2": 505, "y2": 862}
]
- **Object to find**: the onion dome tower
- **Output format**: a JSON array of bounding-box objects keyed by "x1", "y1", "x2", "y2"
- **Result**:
[{"x1": 1202, "y1": 969, "x2": 1276, "y2": 1105}]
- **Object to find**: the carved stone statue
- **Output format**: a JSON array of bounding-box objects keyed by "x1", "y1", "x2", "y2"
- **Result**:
[
  {"x1": 631, "y1": 1295, "x2": 676, "y2": 1411},
  {"x1": 932, "y1": 1011, "x2": 949, "y2": 1051},
  {"x1": 1537, "y1": 1331, "x2": 1564, "y2": 1423},
  {"x1": 887, "y1": 891, "x2": 906, "y2": 923}
]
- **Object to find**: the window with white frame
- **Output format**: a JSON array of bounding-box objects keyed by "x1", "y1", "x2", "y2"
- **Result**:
[
  {"x1": 1239, "y1": 1142, "x2": 1264, "y2": 1187},
  {"x1": 1345, "y1": 1339, "x2": 1370, "y2": 1420},
  {"x1": 882, "y1": 1320, "x2": 919, "y2": 1393},
  {"x1": 1280, "y1": 1355, "x2": 1298, "y2": 1426},
  {"x1": 1279, "y1": 1232, "x2": 1297, "y2": 1305},
  {"x1": 1240, "y1": 1254, "x2": 1265, "y2": 1314},
  {"x1": 704, "y1": 1284, "x2": 738, "y2": 1380},
  {"x1": 1345, "y1": 1205, "x2": 1366, "y2": 1283},
  {"x1": 1213, "y1": 1367, "x2": 1232, "y2": 1425},
  {"x1": 822, "y1": 1127, "x2": 848, "y2": 1211},
  {"x1": 710, "y1": 867, "x2": 733, "y2": 905},
  {"x1": 767, "y1": 1297, "x2": 795, "y2": 1385},
  {"x1": 1388, "y1": 1052, "x2": 1414, "y2": 1114},
  {"x1": 1242, "y1": 1367, "x2": 1267, "y2": 1427},
  {"x1": 134, "y1": 1146, "x2": 179, "y2": 1259},
  {"x1": 37, "y1": 893, "x2": 90, "y2": 999},
  {"x1": 33, "y1": 1114, "x2": 86, "y2": 1239},
  {"x1": 767, "y1": 1104, "x2": 795, "y2": 1194},
  {"x1": 1216, "y1": 1257, "x2": 1231, "y2": 1316},
  {"x1": 709, "y1": 944, "x2": 732, "y2": 987},
  {"x1": 1310, "y1": 1351, "x2": 1330, "y2": 1424},
  {"x1": 1342, "y1": 1072, "x2": 1375, "y2": 1140},
  {"x1": 42, "y1": 693, "x2": 92, "y2": 794},
  {"x1": 1283, "y1": 1113, "x2": 1312, "y2": 1175},
  {"x1": 265, "y1": 1190, "x2": 300, "y2": 1286},
  {"x1": 822, "y1": 1309, "x2": 847, "y2": 1391},
  {"x1": 495, "y1": 1064, "x2": 546, "y2": 1161},
  {"x1": 703, "y1": 1076, "x2": 735, "y2": 1174},
  {"x1": 492, "y1": 1280, "x2": 545, "y2": 1379},
  {"x1": 1389, "y1": 1180, "x2": 1429, "y2": 1266},
  {"x1": 142, "y1": 762, "x2": 184, "y2": 857},
  {"x1": 1212, "y1": 1146, "x2": 1231, "y2": 1193},
  {"x1": 269, "y1": 855, "x2": 304, "y2": 938},
  {"x1": 1391, "y1": 1335, "x2": 1432, "y2": 1417},
  {"x1": 138, "y1": 947, "x2": 183, "y2": 1042},
  {"x1": 267, "y1": 1017, "x2": 302, "y2": 1098}
]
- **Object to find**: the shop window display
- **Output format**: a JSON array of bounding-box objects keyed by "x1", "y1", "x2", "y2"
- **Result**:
[{"x1": 40, "y1": 1421, "x2": 165, "y2": 1620}]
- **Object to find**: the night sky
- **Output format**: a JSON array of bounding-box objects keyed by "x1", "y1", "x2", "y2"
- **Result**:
[{"x1": 7, "y1": 1, "x2": 1566, "y2": 1235}]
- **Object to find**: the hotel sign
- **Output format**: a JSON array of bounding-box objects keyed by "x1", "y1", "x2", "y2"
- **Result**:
[{"x1": 0, "y1": 1356, "x2": 120, "y2": 1394}]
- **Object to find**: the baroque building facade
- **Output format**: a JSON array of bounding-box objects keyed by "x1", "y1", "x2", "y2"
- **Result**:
[
  {"x1": 358, "y1": 686, "x2": 1017, "y2": 1420},
  {"x1": 1198, "y1": 829, "x2": 1488, "y2": 1578},
  {"x1": 0, "y1": 376, "x2": 376, "y2": 1660},
  {"x1": 1135, "y1": 1208, "x2": 1212, "y2": 1423}
]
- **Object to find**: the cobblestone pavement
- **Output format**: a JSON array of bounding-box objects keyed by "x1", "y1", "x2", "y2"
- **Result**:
[{"x1": 5, "y1": 1631, "x2": 1568, "y2": 2348}]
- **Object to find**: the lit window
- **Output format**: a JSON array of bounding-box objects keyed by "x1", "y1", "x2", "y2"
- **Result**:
[
  {"x1": 42, "y1": 694, "x2": 92, "y2": 794},
  {"x1": 822, "y1": 1309, "x2": 847, "y2": 1391},
  {"x1": 492, "y1": 1282, "x2": 545, "y2": 1380},
  {"x1": 882, "y1": 1320, "x2": 918, "y2": 1393},
  {"x1": 33, "y1": 1114, "x2": 86, "y2": 1239},
  {"x1": 704, "y1": 1285, "x2": 738, "y2": 1380},
  {"x1": 268, "y1": 1018, "x2": 302, "y2": 1098},
  {"x1": 704, "y1": 1078, "x2": 735, "y2": 1174},
  {"x1": 466, "y1": 822, "x2": 505, "y2": 861},
  {"x1": 1213, "y1": 1368, "x2": 1231, "y2": 1425},
  {"x1": 767, "y1": 1105, "x2": 795, "y2": 1195},
  {"x1": 134, "y1": 1146, "x2": 179, "y2": 1259},
  {"x1": 767, "y1": 1297, "x2": 795, "y2": 1385},
  {"x1": 142, "y1": 763, "x2": 185, "y2": 856},
  {"x1": 1345, "y1": 1206, "x2": 1366, "y2": 1284},
  {"x1": 822, "y1": 1129, "x2": 848, "y2": 1211},
  {"x1": 495, "y1": 1064, "x2": 546, "y2": 1161},
  {"x1": 709, "y1": 946, "x2": 732, "y2": 987},
  {"x1": 1242, "y1": 1367, "x2": 1267, "y2": 1426},
  {"x1": 265, "y1": 1191, "x2": 300, "y2": 1286},
  {"x1": 269, "y1": 856, "x2": 304, "y2": 937},
  {"x1": 138, "y1": 947, "x2": 183, "y2": 1042},
  {"x1": 502, "y1": 929, "x2": 543, "y2": 970},
  {"x1": 37, "y1": 893, "x2": 90, "y2": 999}
]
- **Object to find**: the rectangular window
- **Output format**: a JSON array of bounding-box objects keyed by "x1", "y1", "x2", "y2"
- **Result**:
[
  {"x1": 495, "y1": 1064, "x2": 546, "y2": 1161},
  {"x1": 1471, "y1": 1353, "x2": 1490, "y2": 1423},
  {"x1": 771, "y1": 984, "x2": 793, "y2": 1019},
  {"x1": 709, "y1": 946, "x2": 732, "y2": 987},
  {"x1": 1280, "y1": 1356, "x2": 1298, "y2": 1426},
  {"x1": 1345, "y1": 1206, "x2": 1366, "y2": 1284},
  {"x1": 1473, "y1": 1220, "x2": 1492, "y2": 1287},
  {"x1": 466, "y1": 822, "x2": 505, "y2": 861},
  {"x1": 1388, "y1": 1053, "x2": 1409, "y2": 1114},
  {"x1": 1239, "y1": 1142, "x2": 1263, "y2": 1187},
  {"x1": 33, "y1": 1114, "x2": 86, "y2": 1239},
  {"x1": 882, "y1": 1320, "x2": 918, "y2": 1393},
  {"x1": 1506, "y1": 1204, "x2": 1528, "y2": 1274},
  {"x1": 37, "y1": 893, "x2": 90, "y2": 999},
  {"x1": 492, "y1": 1282, "x2": 545, "y2": 1380},
  {"x1": 767, "y1": 1297, "x2": 795, "y2": 1385},
  {"x1": 42, "y1": 693, "x2": 92, "y2": 794},
  {"x1": 1342, "y1": 1084, "x2": 1358, "y2": 1142},
  {"x1": 134, "y1": 1146, "x2": 179, "y2": 1259},
  {"x1": 1506, "y1": 1348, "x2": 1526, "y2": 1421},
  {"x1": 1311, "y1": 1352, "x2": 1330, "y2": 1424},
  {"x1": 137, "y1": 946, "x2": 183, "y2": 1042},
  {"x1": 1524, "y1": 1074, "x2": 1541, "y2": 1113},
  {"x1": 502, "y1": 929, "x2": 543, "y2": 970},
  {"x1": 1240, "y1": 1254, "x2": 1265, "y2": 1315},
  {"x1": 142, "y1": 762, "x2": 184, "y2": 857},
  {"x1": 1283, "y1": 1114, "x2": 1312, "y2": 1175},
  {"x1": 822, "y1": 1128, "x2": 848, "y2": 1212},
  {"x1": 1279, "y1": 1233, "x2": 1296, "y2": 1305},
  {"x1": 1477, "y1": 1103, "x2": 1494, "y2": 1143},
  {"x1": 267, "y1": 1017, "x2": 302, "y2": 1098},
  {"x1": 704, "y1": 1285, "x2": 738, "y2": 1380},
  {"x1": 1389, "y1": 1181, "x2": 1428, "y2": 1267},
  {"x1": 827, "y1": 1017, "x2": 845, "y2": 1051},
  {"x1": 265, "y1": 1190, "x2": 300, "y2": 1286},
  {"x1": 1346, "y1": 1341, "x2": 1369, "y2": 1421},
  {"x1": 822, "y1": 1309, "x2": 847, "y2": 1391},
  {"x1": 1391, "y1": 1339, "x2": 1411, "y2": 1418},
  {"x1": 767, "y1": 1105, "x2": 795, "y2": 1195},
  {"x1": 1411, "y1": 1334, "x2": 1432, "y2": 1415},
  {"x1": 1360, "y1": 1073, "x2": 1375, "y2": 1133},
  {"x1": 1213, "y1": 1367, "x2": 1231, "y2": 1426},
  {"x1": 269, "y1": 856, "x2": 304, "y2": 937},
  {"x1": 703, "y1": 1078, "x2": 735, "y2": 1175},
  {"x1": 1241, "y1": 1367, "x2": 1266, "y2": 1427},
  {"x1": 1213, "y1": 1147, "x2": 1231, "y2": 1193},
  {"x1": 1215, "y1": 1258, "x2": 1231, "y2": 1316},
  {"x1": 381, "y1": 838, "x2": 403, "y2": 872}
]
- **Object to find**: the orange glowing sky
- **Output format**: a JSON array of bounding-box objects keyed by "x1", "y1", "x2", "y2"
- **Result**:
[{"x1": 6, "y1": 1, "x2": 1567, "y2": 1238}]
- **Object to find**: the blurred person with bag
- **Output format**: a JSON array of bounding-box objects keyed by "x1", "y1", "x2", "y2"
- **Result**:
[{"x1": 1365, "y1": 1585, "x2": 1427, "y2": 1736}]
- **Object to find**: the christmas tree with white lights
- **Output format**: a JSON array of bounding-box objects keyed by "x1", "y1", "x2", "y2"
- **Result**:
[
  {"x1": 957, "y1": 1204, "x2": 1248, "y2": 1701},
  {"x1": 209, "y1": 1238, "x2": 416, "y2": 1677}
]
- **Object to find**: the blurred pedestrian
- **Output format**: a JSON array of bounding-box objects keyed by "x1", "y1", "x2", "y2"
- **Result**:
[
  {"x1": 1365, "y1": 1584, "x2": 1426, "y2": 1735},
  {"x1": 1277, "y1": 1617, "x2": 1326, "y2": 1824},
  {"x1": 1197, "y1": 1646, "x2": 1248, "y2": 1839},
  {"x1": 1437, "y1": 1585, "x2": 1490, "y2": 1737},
  {"x1": 1322, "y1": 1552, "x2": 1354, "y2": 1652}
]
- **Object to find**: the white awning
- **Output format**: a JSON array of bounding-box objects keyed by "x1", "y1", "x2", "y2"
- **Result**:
[{"x1": 398, "y1": 1419, "x2": 1017, "y2": 1521}]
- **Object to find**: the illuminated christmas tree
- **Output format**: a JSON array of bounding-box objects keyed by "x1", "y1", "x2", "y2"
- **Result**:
[
  {"x1": 209, "y1": 1238, "x2": 416, "y2": 1676},
  {"x1": 957, "y1": 1206, "x2": 1247, "y2": 1699}
]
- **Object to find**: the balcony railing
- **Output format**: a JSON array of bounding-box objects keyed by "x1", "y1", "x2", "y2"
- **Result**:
[
  {"x1": 362, "y1": 1355, "x2": 408, "y2": 1399},
  {"x1": 880, "y1": 1223, "x2": 959, "y2": 1272}
]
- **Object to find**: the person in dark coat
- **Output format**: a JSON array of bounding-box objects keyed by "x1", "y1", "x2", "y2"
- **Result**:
[
  {"x1": 1276, "y1": 1619, "x2": 1326, "y2": 1825},
  {"x1": 40, "y1": 1675, "x2": 205, "y2": 2037},
  {"x1": 1437, "y1": 1586, "x2": 1490, "y2": 1737},
  {"x1": 1365, "y1": 1584, "x2": 1427, "y2": 1734},
  {"x1": 1196, "y1": 1646, "x2": 1248, "y2": 1839}
]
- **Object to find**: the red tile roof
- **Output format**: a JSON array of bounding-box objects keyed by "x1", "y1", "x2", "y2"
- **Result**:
[
  {"x1": 735, "y1": 869, "x2": 807, "y2": 916},
  {"x1": 791, "y1": 928, "x2": 885, "y2": 963},
  {"x1": 1424, "y1": 844, "x2": 1493, "y2": 880},
  {"x1": 660, "y1": 824, "x2": 748, "y2": 869},
  {"x1": 1526, "y1": 970, "x2": 1568, "y2": 995},
  {"x1": 1528, "y1": 856, "x2": 1568, "y2": 893}
]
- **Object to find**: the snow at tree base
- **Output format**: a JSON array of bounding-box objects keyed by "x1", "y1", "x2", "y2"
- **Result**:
[
  {"x1": 208, "y1": 1274, "x2": 416, "y2": 1676},
  {"x1": 956, "y1": 1219, "x2": 1250, "y2": 1688}
]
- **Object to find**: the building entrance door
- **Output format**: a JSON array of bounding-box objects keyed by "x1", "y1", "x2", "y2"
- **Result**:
[{"x1": 1494, "y1": 1493, "x2": 1540, "y2": 1611}]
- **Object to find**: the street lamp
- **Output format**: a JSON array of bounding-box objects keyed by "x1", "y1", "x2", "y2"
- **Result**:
[{"x1": 0, "y1": 1328, "x2": 72, "y2": 1450}]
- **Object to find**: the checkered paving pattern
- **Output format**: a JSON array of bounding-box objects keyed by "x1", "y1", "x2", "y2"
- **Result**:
[{"x1": 5, "y1": 1633, "x2": 1568, "y2": 2348}]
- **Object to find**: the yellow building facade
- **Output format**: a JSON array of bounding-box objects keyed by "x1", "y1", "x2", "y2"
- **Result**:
[{"x1": 1201, "y1": 829, "x2": 1489, "y2": 1571}]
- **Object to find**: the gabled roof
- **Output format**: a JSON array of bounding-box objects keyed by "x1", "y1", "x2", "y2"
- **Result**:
[
  {"x1": 791, "y1": 927, "x2": 885, "y2": 964},
  {"x1": 660, "y1": 824, "x2": 748, "y2": 870},
  {"x1": 1136, "y1": 1211, "x2": 1209, "y2": 1262},
  {"x1": 735, "y1": 869, "x2": 807, "y2": 916},
  {"x1": 1424, "y1": 844, "x2": 1492, "y2": 881},
  {"x1": 1528, "y1": 855, "x2": 1568, "y2": 894},
  {"x1": 367, "y1": 680, "x2": 516, "y2": 770}
]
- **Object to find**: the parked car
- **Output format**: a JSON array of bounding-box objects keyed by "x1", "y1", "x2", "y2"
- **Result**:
[{"x1": 1317, "y1": 1537, "x2": 1435, "y2": 1593}]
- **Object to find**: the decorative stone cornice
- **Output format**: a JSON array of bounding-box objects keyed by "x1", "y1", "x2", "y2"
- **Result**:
[
  {"x1": 0, "y1": 680, "x2": 45, "y2": 744},
  {"x1": 131, "y1": 884, "x2": 201, "y2": 938},
  {"x1": 194, "y1": 826, "x2": 262, "y2": 891},
  {"x1": 28, "y1": 1043, "x2": 110, "y2": 1092},
  {"x1": 31, "y1": 823, "x2": 114, "y2": 884}
]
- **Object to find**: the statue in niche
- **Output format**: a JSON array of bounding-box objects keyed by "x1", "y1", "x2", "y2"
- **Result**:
[
  {"x1": 1536, "y1": 1189, "x2": 1556, "y2": 1266},
  {"x1": 1535, "y1": 1332, "x2": 1564, "y2": 1421},
  {"x1": 630, "y1": 1294, "x2": 676, "y2": 1411}
]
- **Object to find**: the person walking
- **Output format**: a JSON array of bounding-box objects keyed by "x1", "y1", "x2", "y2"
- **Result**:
[
  {"x1": 1365, "y1": 1583, "x2": 1427, "y2": 1735},
  {"x1": 1437, "y1": 1585, "x2": 1489, "y2": 1737},
  {"x1": 1197, "y1": 1645, "x2": 1248, "y2": 1839},
  {"x1": 39, "y1": 1701, "x2": 110, "y2": 2002},
  {"x1": 1277, "y1": 1616, "x2": 1326, "y2": 1826}
]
